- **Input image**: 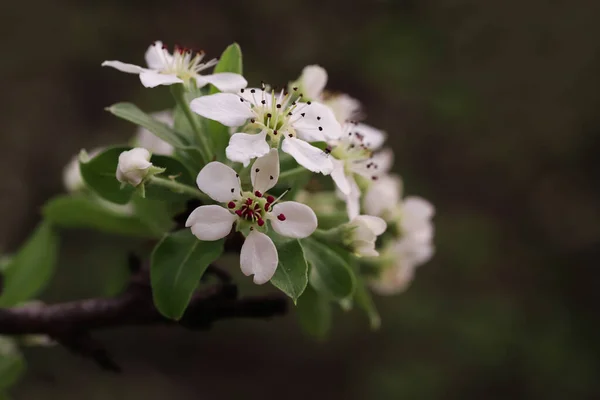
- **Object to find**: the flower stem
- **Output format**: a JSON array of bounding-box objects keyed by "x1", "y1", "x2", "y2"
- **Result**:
[
  {"x1": 278, "y1": 166, "x2": 308, "y2": 181},
  {"x1": 170, "y1": 84, "x2": 212, "y2": 164},
  {"x1": 148, "y1": 176, "x2": 209, "y2": 201}
]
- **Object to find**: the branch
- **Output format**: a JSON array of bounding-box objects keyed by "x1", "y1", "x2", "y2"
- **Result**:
[{"x1": 0, "y1": 265, "x2": 287, "y2": 371}]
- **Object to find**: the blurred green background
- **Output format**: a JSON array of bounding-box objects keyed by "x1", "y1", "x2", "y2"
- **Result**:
[{"x1": 2, "y1": 0, "x2": 600, "y2": 398}]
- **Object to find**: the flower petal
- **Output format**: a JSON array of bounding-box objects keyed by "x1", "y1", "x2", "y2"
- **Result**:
[
  {"x1": 270, "y1": 201, "x2": 317, "y2": 239},
  {"x1": 226, "y1": 131, "x2": 270, "y2": 167},
  {"x1": 370, "y1": 148, "x2": 394, "y2": 173},
  {"x1": 364, "y1": 174, "x2": 403, "y2": 217},
  {"x1": 330, "y1": 158, "x2": 351, "y2": 195},
  {"x1": 101, "y1": 60, "x2": 147, "y2": 74},
  {"x1": 144, "y1": 41, "x2": 171, "y2": 70},
  {"x1": 240, "y1": 230, "x2": 278, "y2": 285},
  {"x1": 325, "y1": 94, "x2": 361, "y2": 123},
  {"x1": 139, "y1": 71, "x2": 183, "y2": 88},
  {"x1": 354, "y1": 123, "x2": 386, "y2": 150},
  {"x1": 185, "y1": 205, "x2": 235, "y2": 241},
  {"x1": 251, "y1": 148, "x2": 279, "y2": 193},
  {"x1": 282, "y1": 137, "x2": 333, "y2": 174},
  {"x1": 196, "y1": 162, "x2": 241, "y2": 203},
  {"x1": 293, "y1": 101, "x2": 342, "y2": 141},
  {"x1": 338, "y1": 174, "x2": 360, "y2": 220},
  {"x1": 354, "y1": 215, "x2": 387, "y2": 236},
  {"x1": 198, "y1": 73, "x2": 248, "y2": 93},
  {"x1": 299, "y1": 65, "x2": 328, "y2": 100},
  {"x1": 190, "y1": 93, "x2": 254, "y2": 126}
]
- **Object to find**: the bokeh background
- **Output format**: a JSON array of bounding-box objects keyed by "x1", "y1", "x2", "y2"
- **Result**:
[{"x1": 2, "y1": 0, "x2": 600, "y2": 398}]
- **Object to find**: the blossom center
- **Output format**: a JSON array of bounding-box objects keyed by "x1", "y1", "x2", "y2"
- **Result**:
[
  {"x1": 230, "y1": 191, "x2": 277, "y2": 230},
  {"x1": 156, "y1": 43, "x2": 218, "y2": 80}
]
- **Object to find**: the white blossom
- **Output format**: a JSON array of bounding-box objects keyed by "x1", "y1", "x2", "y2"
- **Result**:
[
  {"x1": 344, "y1": 215, "x2": 387, "y2": 257},
  {"x1": 134, "y1": 111, "x2": 174, "y2": 155},
  {"x1": 116, "y1": 148, "x2": 153, "y2": 187},
  {"x1": 369, "y1": 197, "x2": 435, "y2": 295},
  {"x1": 190, "y1": 85, "x2": 342, "y2": 172},
  {"x1": 102, "y1": 41, "x2": 247, "y2": 91},
  {"x1": 329, "y1": 122, "x2": 388, "y2": 219},
  {"x1": 294, "y1": 65, "x2": 361, "y2": 123},
  {"x1": 185, "y1": 149, "x2": 318, "y2": 284}
]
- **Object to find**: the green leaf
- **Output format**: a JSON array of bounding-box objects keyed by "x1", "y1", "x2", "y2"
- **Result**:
[
  {"x1": 145, "y1": 155, "x2": 195, "y2": 201},
  {"x1": 43, "y1": 194, "x2": 165, "y2": 238},
  {"x1": 296, "y1": 285, "x2": 332, "y2": 339},
  {"x1": 301, "y1": 238, "x2": 356, "y2": 300},
  {"x1": 209, "y1": 43, "x2": 243, "y2": 91},
  {"x1": 107, "y1": 103, "x2": 187, "y2": 148},
  {"x1": 0, "y1": 222, "x2": 59, "y2": 307},
  {"x1": 269, "y1": 236, "x2": 308, "y2": 303},
  {"x1": 355, "y1": 279, "x2": 381, "y2": 330},
  {"x1": 80, "y1": 146, "x2": 134, "y2": 204},
  {"x1": 0, "y1": 336, "x2": 25, "y2": 390},
  {"x1": 151, "y1": 230, "x2": 224, "y2": 320},
  {"x1": 206, "y1": 43, "x2": 243, "y2": 160}
]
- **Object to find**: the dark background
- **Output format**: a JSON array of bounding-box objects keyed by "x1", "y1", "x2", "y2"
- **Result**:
[{"x1": 1, "y1": 0, "x2": 599, "y2": 398}]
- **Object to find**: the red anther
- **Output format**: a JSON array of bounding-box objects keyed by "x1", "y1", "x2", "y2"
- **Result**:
[
  {"x1": 228, "y1": 201, "x2": 236, "y2": 209},
  {"x1": 255, "y1": 190, "x2": 262, "y2": 197},
  {"x1": 246, "y1": 198, "x2": 253, "y2": 205},
  {"x1": 235, "y1": 210, "x2": 243, "y2": 217},
  {"x1": 264, "y1": 203, "x2": 270, "y2": 211},
  {"x1": 254, "y1": 204, "x2": 261, "y2": 210},
  {"x1": 257, "y1": 219, "x2": 265, "y2": 227},
  {"x1": 266, "y1": 195, "x2": 275, "y2": 203},
  {"x1": 277, "y1": 214, "x2": 286, "y2": 221}
]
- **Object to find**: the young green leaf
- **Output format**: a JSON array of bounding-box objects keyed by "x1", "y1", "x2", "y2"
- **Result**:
[
  {"x1": 355, "y1": 279, "x2": 381, "y2": 330},
  {"x1": 43, "y1": 195, "x2": 165, "y2": 238},
  {"x1": 107, "y1": 103, "x2": 187, "y2": 148},
  {"x1": 0, "y1": 222, "x2": 59, "y2": 307},
  {"x1": 296, "y1": 285, "x2": 332, "y2": 339},
  {"x1": 301, "y1": 237, "x2": 356, "y2": 300},
  {"x1": 80, "y1": 146, "x2": 134, "y2": 204},
  {"x1": 269, "y1": 236, "x2": 308, "y2": 303},
  {"x1": 145, "y1": 155, "x2": 195, "y2": 202},
  {"x1": 0, "y1": 336, "x2": 26, "y2": 390},
  {"x1": 151, "y1": 230, "x2": 224, "y2": 320}
]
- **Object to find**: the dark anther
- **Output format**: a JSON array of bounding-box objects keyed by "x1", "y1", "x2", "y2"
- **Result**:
[
  {"x1": 255, "y1": 168, "x2": 260, "y2": 172},
  {"x1": 307, "y1": 101, "x2": 312, "y2": 105},
  {"x1": 231, "y1": 188, "x2": 235, "y2": 193},
  {"x1": 241, "y1": 88, "x2": 245, "y2": 93},
  {"x1": 301, "y1": 113, "x2": 305, "y2": 117},
  {"x1": 273, "y1": 130, "x2": 278, "y2": 135},
  {"x1": 288, "y1": 134, "x2": 293, "y2": 138},
  {"x1": 270, "y1": 175, "x2": 274, "y2": 180},
  {"x1": 293, "y1": 86, "x2": 298, "y2": 91},
  {"x1": 276, "y1": 104, "x2": 281, "y2": 108},
  {"x1": 318, "y1": 127, "x2": 323, "y2": 131},
  {"x1": 251, "y1": 89, "x2": 256, "y2": 93},
  {"x1": 267, "y1": 113, "x2": 272, "y2": 118},
  {"x1": 261, "y1": 100, "x2": 266, "y2": 104}
]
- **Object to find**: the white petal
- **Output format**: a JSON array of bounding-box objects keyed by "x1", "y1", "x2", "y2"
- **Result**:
[
  {"x1": 240, "y1": 231, "x2": 278, "y2": 285},
  {"x1": 354, "y1": 123, "x2": 386, "y2": 150},
  {"x1": 198, "y1": 73, "x2": 248, "y2": 93},
  {"x1": 364, "y1": 174, "x2": 403, "y2": 217},
  {"x1": 139, "y1": 71, "x2": 183, "y2": 88},
  {"x1": 325, "y1": 94, "x2": 361, "y2": 123},
  {"x1": 299, "y1": 65, "x2": 328, "y2": 100},
  {"x1": 293, "y1": 101, "x2": 342, "y2": 141},
  {"x1": 185, "y1": 205, "x2": 235, "y2": 241},
  {"x1": 226, "y1": 131, "x2": 270, "y2": 167},
  {"x1": 144, "y1": 41, "x2": 171, "y2": 70},
  {"x1": 251, "y1": 149, "x2": 279, "y2": 193},
  {"x1": 403, "y1": 196, "x2": 435, "y2": 220},
  {"x1": 196, "y1": 162, "x2": 241, "y2": 203},
  {"x1": 343, "y1": 175, "x2": 361, "y2": 220},
  {"x1": 371, "y1": 148, "x2": 394, "y2": 173},
  {"x1": 270, "y1": 201, "x2": 317, "y2": 239},
  {"x1": 282, "y1": 137, "x2": 333, "y2": 174},
  {"x1": 239, "y1": 88, "x2": 273, "y2": 108},
  {"x1": 101, "y1": 61, "x2": 147, "y2": 74},
  {"x1": 330, "y1": 158, "x2": 351, "y2": 195},
  {"x1": 190, "y1": 93, "x2": 254, "y2": 126},
  {"x1": 354, "y1": 215, "x2": 387, "y2": 236},
  {"x1": 354, "y1": 241, "x2": 379, "y2": 257}
]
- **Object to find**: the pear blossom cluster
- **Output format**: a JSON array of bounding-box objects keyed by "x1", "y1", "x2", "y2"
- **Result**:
[{"x1": 99, "y1": 42, "x2": 435, "y2": 294}]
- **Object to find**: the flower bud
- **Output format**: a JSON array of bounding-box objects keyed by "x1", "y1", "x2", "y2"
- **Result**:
[
  {"x1": 116, "y1": 148, "x2": 153, "y2": 187},
  {"x1": 343, "y1": 215, "x2": 387, "y2": 257}
]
